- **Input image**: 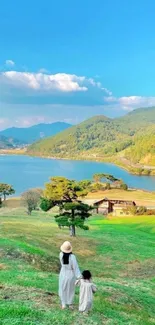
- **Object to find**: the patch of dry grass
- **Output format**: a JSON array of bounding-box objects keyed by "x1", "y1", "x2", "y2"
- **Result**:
[
  {"x1": 86, "y1": 189, "x2": 155, "y2": 206},
  {"x1": 0, "y1": 284, "x2": 58, "y2": 310},
  {"x1": 0, "y1": 263, "x2": 7, "y2": 270}
]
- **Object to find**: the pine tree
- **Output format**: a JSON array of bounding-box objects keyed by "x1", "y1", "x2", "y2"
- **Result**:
[
  {"x1": 55, "y1": 202, "x2": 92, "y2": 236},
  {"x1": 40, "y1": 177, "x2": 91, "y2": 236}
]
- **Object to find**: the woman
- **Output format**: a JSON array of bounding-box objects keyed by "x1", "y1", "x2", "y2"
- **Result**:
[{"x1": 59, "y1": 241, "x2": 81, "y2": 309}]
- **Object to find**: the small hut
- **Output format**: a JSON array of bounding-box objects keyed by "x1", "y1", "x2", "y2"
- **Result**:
[{"x1": 94, "y1": 198, "x2": 136, "y2": 215}]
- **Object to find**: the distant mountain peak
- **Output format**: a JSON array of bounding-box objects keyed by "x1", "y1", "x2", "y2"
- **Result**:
[{"x1": 0, "y1": 122, "x2": 72, "y2": 144}]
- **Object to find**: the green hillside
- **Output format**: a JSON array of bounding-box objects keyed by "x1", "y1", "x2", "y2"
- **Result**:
[
  {"x1": 114, "y1": 106, "x2": 155, "y2": 135},
  {"x1": 124, "y1": 125, "x2": 155, "y2": 166},
  {"x1": 28, "y1": 115, "x2": 131, "y2": 156},
  {"x1": 27, "y1": 107, "x2": 155, "y2": 172},
  {"x1": 0, "y1": 207, "x2": 155, "y2": 324}
]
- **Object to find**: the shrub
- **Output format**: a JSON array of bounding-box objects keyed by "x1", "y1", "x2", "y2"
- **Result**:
[
  {"x1": 90, "y1": 183, "x2": 105, "y2": 192},
  {"x1": 125, "y1": 206, "x2": 137, "y2": 215},
  {"x1": 120, "y1": 183, "x2": 128, "y2": 191},
  {"x1": 105, "y1": 183, "x2": 111, "y2": 190},
  {"x1": 146, "y1": 209, "x2": 155, "y2": 215},
  {"x1": 21, "y1": 189, "x2": 42, "y2": 215},
  {"x1": 40, "y1": 197, "x2": 54, "y2": 211},
  {"x1": 137, "y1": 206, "x2": 147, "y2": 215}
]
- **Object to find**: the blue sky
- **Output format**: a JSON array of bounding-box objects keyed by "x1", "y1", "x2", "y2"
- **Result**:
[{"x1": 1, "y1": 0, "x2": 155, "y2": 129}]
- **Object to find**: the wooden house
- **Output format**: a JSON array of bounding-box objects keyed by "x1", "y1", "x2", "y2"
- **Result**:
[{"x1": 94, "y1": 198, "x2": 136, "y2": 215}]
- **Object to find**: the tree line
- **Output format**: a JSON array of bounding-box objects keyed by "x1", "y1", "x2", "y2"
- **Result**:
[{"x1": 0, "y1": 173, "x2": 128, "y2": 236}]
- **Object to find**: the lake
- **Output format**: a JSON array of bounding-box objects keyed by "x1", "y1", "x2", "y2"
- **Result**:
[{"x1": 0, "y1": 155, "x2": 155, "y2": 195}]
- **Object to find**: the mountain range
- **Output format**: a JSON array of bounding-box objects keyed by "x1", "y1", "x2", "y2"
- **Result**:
[
  {"x1": 0, "y1": 122, "x2": 72, "y2": 145},
  {"x1": 0, "y1": 135, "x2": 22, "y2": 149},
  {"x1": 27, "y1": 107, "x2": 155, "y2": 174}
]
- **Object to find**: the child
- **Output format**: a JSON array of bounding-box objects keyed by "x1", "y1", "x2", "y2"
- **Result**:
[{"x1": 75, "y1": 270, "x2": 97, "y2": 313}]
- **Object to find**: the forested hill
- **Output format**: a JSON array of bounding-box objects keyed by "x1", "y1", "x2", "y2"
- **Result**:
[
  {"x1": 27, "y1": 107, "x2": 155, "y2": 169},
  {"x1": 0, "y1": 135, "x2": 21, "y2": 149},
  {"x1": 124, "y1": 125, "x2": 155, "y2": 166},
  {"x1": 114, "y1": 106, "x2": 155, "y2": 134}
]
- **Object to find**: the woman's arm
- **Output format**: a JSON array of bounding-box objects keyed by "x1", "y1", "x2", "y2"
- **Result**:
[
  {"x1": 59, "y1": 252, "x2": 63, "y2": 265},
  {"x1": 71, "y1": 254, "x2": 81, "y2": 278}
]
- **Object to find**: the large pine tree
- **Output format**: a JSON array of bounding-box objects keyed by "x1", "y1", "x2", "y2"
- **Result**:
[{"x1": 40, "y1": 177, "x2": 92, "y2": 236}]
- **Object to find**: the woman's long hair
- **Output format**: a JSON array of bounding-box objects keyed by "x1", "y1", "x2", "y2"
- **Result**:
[{"x1": 62, "y1": 252, "x2": 72, "y2": 264}]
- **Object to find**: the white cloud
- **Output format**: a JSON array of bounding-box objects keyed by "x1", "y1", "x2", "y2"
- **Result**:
[
  {"x1": 0, "y1": 115, "x2": 47, "y2": 130},
  {"x1": 101, "y1": 87, "x2": 112, "y2": 96},
  {"x1": 0, "y1": 69, "x2": 113, "y2": 107},
  {"x1": 104, "y1": 95, "x2": 155, "y2": 111},
  {"x1": 1, "y1": 71, "x2": 89, "y2": 92},
  {"x1": 119, "y1": 96, "x2": 144, "y2": 106},
  {"x1": 15, "y1": 116, "x2": 46, "y2": 127},
  {"x1": 5, "y1": 60, "x2": 15, "y2": 67},
  {"x1": 88, "y1": 78, "x2": 112, "y2": 95},
  {"x1": 1, "y1": 65, "x2": 155, "y2": 119},
  {"x1": 104, "y1": 96, "x2": 116, "y2": 103}
]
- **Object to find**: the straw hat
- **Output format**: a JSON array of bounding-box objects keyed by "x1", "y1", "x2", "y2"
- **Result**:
[{"x1": 60, "y1": 241, "x2": 72, "y2": 253}]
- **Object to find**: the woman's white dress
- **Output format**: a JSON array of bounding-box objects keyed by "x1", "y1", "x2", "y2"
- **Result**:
[
  {"x1": 59, "y1": 252, "x2": 81, "y2": 306},
  {"x1": 76, "y1": 279, "x2": 97, "y2": 312}
]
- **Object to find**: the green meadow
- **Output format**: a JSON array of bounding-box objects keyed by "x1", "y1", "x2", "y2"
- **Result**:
[{"x1": 0, "y1": 207, "x2": 155, "y2": 325}]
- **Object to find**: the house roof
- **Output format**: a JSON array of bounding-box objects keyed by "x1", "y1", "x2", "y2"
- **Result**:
[{"x1": 94, "y1": 198, "x2": 136, "y2": 206}]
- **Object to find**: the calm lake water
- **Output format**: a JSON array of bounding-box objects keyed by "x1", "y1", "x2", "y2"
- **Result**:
[{"x1": 0, "y1": 155, "x2": 155, "y2": 195}]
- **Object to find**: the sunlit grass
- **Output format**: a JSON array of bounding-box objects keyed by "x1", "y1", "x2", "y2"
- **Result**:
[
  {"x1": 86, "y1": 189, "x2": 155, "y2": 207},
  {"x1": 0, "y1": 209, "x2": 155, "y2": 324}
]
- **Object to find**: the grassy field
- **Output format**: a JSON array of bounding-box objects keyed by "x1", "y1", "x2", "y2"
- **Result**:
[{"x1": 0, "y1": 207, "x2": 155, "y2": 325}]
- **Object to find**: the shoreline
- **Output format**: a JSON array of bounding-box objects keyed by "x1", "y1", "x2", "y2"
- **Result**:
[{"x1": 1, "y1": 149, "x2": 155, "y2": 177}]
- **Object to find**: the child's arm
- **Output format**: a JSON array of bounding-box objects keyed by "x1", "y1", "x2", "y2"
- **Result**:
[
  {"x1": 75, "y1": 279, "x2": 81, "y2": 286},
  {"x1": 92, "y1": 284, "x2": 97, "y2": 293}
]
